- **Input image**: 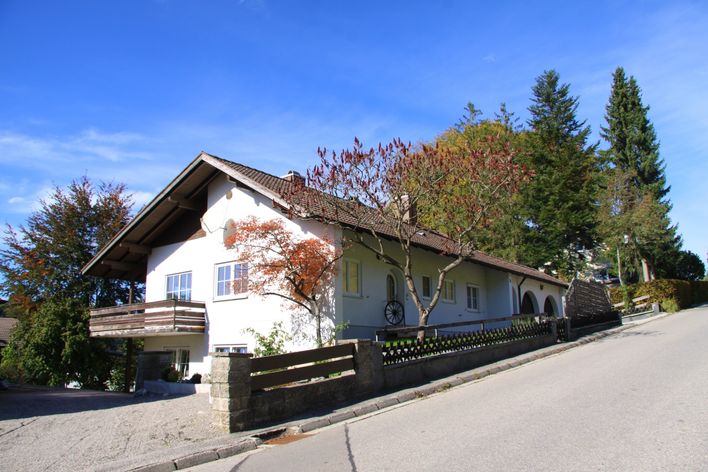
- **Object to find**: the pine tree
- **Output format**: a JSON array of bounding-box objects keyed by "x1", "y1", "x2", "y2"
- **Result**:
[
  {"x1": 523, "y1": 70, "x2": 600, "y2": 279},
  {"x1": 601, "y1": 67, "x2": 676, "y2": 281}
]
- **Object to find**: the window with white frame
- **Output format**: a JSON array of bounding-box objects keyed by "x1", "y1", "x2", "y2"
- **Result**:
[
  {"x1": 214, "y1": 262, "x2": 249, "y2": 299},
  {"x1": 442, "y1": 279, "x2": 455, "y2": 303},
  {"x1": 343, "y1": 259, "x2": 361, "y2": 296},
  {"x1": 166, "y1": 272, "x2": 192, "y2": 301},
  {"x1": 421, "y1": 275, "x2": 432, "y2": 299},
  {"x1": 214, "y1": 345, "x2": 248, "y2": 354},
  {"x1": 164, "y1": 347, "x2": 190, "y2": 379},
  {"x1": 466, "y1": 284, "x2": 480, "y2": 311}
]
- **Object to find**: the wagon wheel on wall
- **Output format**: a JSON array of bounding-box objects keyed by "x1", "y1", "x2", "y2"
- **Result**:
[{"x1": 384, "y1": 300, "x2": 405, "y2": 325}]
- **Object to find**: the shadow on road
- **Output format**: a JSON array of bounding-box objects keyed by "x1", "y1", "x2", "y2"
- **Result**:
[
  {"x1": 0, "y1": 387, "x2": 181, "y2": 421},
  {"x1": 595, "y1": 329, "x2": 663, "y2": 344}
]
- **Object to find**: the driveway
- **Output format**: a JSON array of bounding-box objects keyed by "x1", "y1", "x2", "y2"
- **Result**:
[{"x1": 0, "y1": 387, "x2": 225, "y2": 471}]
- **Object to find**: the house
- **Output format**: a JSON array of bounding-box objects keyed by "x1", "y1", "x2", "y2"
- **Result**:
[
  {"x1": 0, "y1": 299, "x2": 18, "y2": 357},
  {"x1": 82, "y1": 152, "x2": 566, "y2": 379}
]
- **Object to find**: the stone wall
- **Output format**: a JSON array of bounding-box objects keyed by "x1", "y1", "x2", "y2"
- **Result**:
[
  {"x1": 210, "y1": 341, "x2": 383, "y2": 432},
  {"x1": 382, "y1": 334, "x2": 557, "y2": 389},
  {"x1": 211, "y1": 336, "x2": 555, "y2": 432}
]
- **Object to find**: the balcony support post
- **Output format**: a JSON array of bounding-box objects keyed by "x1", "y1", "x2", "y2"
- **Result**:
[{"x1": 124, "y1": 282, "x2": 135, "y2": 393}]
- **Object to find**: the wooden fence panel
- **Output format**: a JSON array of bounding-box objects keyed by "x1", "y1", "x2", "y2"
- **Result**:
[
  {"x1": 251, "y1": 343, "x2": 354, "y2": 372},
  {"x1": 251, "y1": 357, "x2": 355, "y2": 391},
  {"x1": 564, "y1": 279, "x2": 612, "y2": 318}
]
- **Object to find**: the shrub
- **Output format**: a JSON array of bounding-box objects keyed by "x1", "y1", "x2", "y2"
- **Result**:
[
  {"x1": 244, "y1": 322, "x2": 290, "y2": 357},
  {"x1": 690, "y1": 281, "x2": 708, "y2": 305},
  {"x1": 189, "y1": 373, "x2": 202, "y2": 384},
  {"x1": 661, "y1": 299, "x2": 680, "y2": 313},
  {"x1": 608, "y1": 285, "x2": 637, "y2": 306},
  {"x1": 610, "y1": 279, "x2": 702, "y2": 311},
  {"x1": 635, "y1": 279, "x2": 692, "y2": 309},
  {"x1": 160, "y1": 366, "x2": 180, "y2": 382}
]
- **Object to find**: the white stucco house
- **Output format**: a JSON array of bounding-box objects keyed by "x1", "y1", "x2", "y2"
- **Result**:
[{"x1": 82, "y1": 152, "x2": 566, "y2": 379}]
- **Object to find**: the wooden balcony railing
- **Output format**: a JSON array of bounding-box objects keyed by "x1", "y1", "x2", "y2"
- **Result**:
[{"x1": 89, "y1": 299, "x2": 206, "y2": 338}]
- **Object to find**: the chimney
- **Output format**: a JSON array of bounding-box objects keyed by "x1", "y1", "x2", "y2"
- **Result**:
[
  {"x1": 281, "y1": 170, "x2": 305, "y2": 185},
  {"x1": 401, "y1": 194, "x2": 417, "y2": 226}
]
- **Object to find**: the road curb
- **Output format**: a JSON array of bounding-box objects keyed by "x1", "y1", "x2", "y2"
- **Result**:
[{"x1": 126, "y1": 310, "x2": 671, "y2": 471}]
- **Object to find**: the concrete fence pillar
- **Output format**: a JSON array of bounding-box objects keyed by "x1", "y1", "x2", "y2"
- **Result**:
[
  {"x1": 353, "y1": 340, "x2": 384, "y2": 395},
  {"x1": 337, "y1": 339, "x2": 385, "y2": 395},
  {"x1": 210, "y1": 352, "x2": 252, "y2": 433}
]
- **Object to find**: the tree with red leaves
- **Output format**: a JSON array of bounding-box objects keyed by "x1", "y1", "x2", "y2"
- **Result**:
[
  {"x1": 224, "y1": 217, "x2": 342, "y2": 348},
  {"x1": 284, "y1": 137, "x2": 530, "y2": 339}
]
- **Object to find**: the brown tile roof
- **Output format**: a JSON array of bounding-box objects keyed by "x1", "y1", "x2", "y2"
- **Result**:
[
  {"x1": 0, "y1": 317, "x2": 18, "y2": 347},
  {"x1": 205, "y1": 153, "x2": 567, "y2": 288}
]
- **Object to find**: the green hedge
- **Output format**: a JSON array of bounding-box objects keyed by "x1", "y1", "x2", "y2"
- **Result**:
[{"x1": 608, "y1": 279, "x2": 708, "y2": 312}]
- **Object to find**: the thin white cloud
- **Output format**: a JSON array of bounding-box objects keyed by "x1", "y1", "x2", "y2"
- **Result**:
[
  {"x1": 130, "y1": 191, "x2": 156, "y2": 209},
  {"x1": 0, "y1": 128, "x2": 154, "y2": 168}
]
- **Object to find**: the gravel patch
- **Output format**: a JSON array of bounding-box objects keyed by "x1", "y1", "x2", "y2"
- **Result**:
[{"x1": 0, "y1": 388, "x2": 226, "y2": 472}]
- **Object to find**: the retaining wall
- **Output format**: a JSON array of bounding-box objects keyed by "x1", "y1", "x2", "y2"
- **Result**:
[
  {"x1": 210, "y1": 333, "x2": 554, "y2": 432},
  {"x1": 383, "y1": 334, "x2": 557, "y2": 389}
]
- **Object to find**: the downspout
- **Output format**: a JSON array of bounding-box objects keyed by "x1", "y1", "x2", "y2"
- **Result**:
[{"x1": 517, "y1": 276, "x2": 527, "y2": 314}]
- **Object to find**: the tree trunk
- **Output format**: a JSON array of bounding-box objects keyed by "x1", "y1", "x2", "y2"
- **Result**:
[
  {"x1": 416, "y1": 311, "x2": 430, "y2": 342},
  {"x1": 617, "y1": 246, "x2": 624, "y2": 287},
  {"x1": 312, "y1": 303, "x2": 323, "y2": 348},
  {"x1": 641, "y1": 258, "x2": 654, "y2": 282},
  {"x1": 124, "y1": 338, "x2": 133, "y2": 393}
]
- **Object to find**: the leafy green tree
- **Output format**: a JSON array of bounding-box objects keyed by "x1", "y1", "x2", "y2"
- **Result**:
[
  {"x1": 425, "y1": 103, "x2": 529, "y2": 264},
  {"x1": 523, "y1": 70, "x2": 600, "y2": 279},
  {"x1": 657, "y1": 249, "x2": 705, "y2": 281},
  {"x1": 1, "y1": 299, "x2": 113, "y2": 388},
  {"x1": 600, "y1": 67, "x2": 676, "y2": 280},
  {"x1": 0, "y1": 177, "x2": 134, "y2": 387},
  {"x1": 598, "y1": 167, "x2": 675, "y2": 285}
]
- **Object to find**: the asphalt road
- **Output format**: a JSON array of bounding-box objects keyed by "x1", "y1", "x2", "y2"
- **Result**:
[{"x1": 189, "y1": 307, "x2": 708, "y2": 471}]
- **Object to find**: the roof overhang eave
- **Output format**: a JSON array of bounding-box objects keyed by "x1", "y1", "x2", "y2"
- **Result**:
[
  {"x1": 81, "y1": 153, "x2": 209, "y2": 277},
  {"x1": 337, "y1": 225, "x2": 567, "y2": 289}
]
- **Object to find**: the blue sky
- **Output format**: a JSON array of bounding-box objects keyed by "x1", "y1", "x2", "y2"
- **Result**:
[{"x1": 1, "y1": 0, "x2": 706, "y2": 262}]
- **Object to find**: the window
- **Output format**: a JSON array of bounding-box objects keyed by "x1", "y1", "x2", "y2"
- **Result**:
[
  {"x1": 421, "y1": 275, "x2": 432, "y2": 299},
  {"x1": 166, "y1": 272, "x2": 192, "y2": 301},
  {"x1": 214, "y1": 262, "x2": 249, "y2": 299},
  {"x1": 343, "y1": 259, "x2": 361, "y2": 296},
  {"x1": 214, "y1": 345, "x2": 248, "y2": 354},
  {"x1": 165, "y1": 348, "x2": 190, "y2": 379},
  {"x1": 442, "y1": 279, "x2": 455, "y2": 303},
  {"x1": 466, "y1": 284, "x2": 480, "y2": 311},
  {"x1": 386, "y1": 273, "x2": 397, "y2": 302}
]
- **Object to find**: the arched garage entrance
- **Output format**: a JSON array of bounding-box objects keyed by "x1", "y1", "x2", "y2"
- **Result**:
[
  {"x1": 543, "y1": 296, "x2": 558, "y2": 316},
  {"x1": 520, "y1": 291, "x2": 538, "y2": 314}
]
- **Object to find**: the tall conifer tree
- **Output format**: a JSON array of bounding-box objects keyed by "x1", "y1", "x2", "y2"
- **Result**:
[
  {"x1": 601, "y1": 67, "x2": 676, "y2": 281},
  {"x1": 523, "y1": 70, "x2": 599, "y2": 279}
]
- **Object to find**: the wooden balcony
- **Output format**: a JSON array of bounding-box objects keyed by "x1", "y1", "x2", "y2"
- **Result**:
[{"x1": 89, "y1": 300, "x2": 206, "y2": 338}]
